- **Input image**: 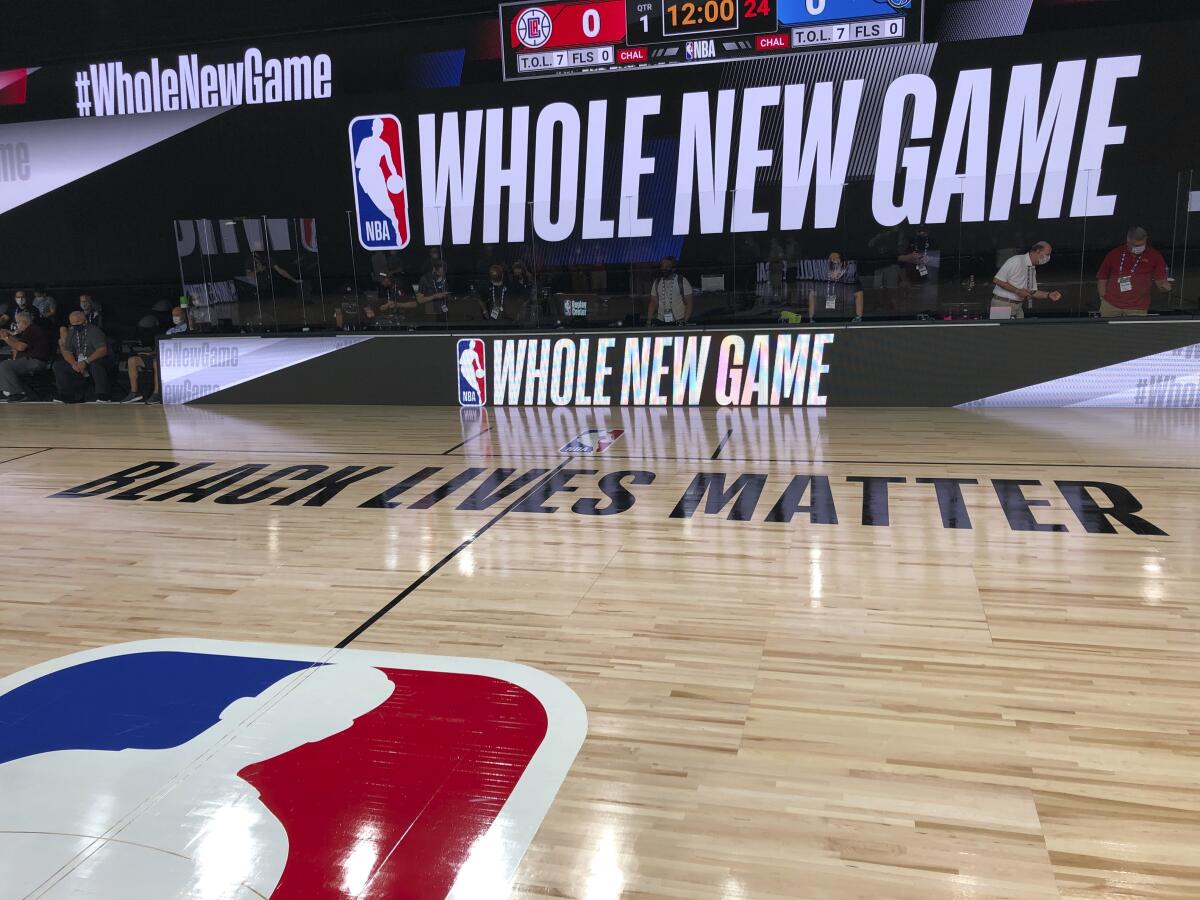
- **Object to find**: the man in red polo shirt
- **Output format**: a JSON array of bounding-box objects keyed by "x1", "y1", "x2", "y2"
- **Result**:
[{"x1": 1096, "y1": 226, "x2": 1171, "y2": 317}]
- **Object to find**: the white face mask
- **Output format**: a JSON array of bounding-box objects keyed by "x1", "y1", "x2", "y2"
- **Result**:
[
  {"x1": 172, "y1": 317, "x2": 184, "y2": 325},
  {"x1": 1130, "y1": 243, "x2": 1146, "y2": 255}
]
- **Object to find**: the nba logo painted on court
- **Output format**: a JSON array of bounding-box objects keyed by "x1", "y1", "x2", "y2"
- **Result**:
[
  {"x1": 348, "y1": 114, "x2": 410, "y2": 251},
  {"x1": 457, "y1": 338, "x2": 486, "y2": 407},
  {"x1": 0, "y1": 639, "x2": 586, "y2": 898}
]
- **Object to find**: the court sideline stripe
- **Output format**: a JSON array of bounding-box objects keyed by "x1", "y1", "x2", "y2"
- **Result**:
[
  {"x1": 711, "y1": 429, "x2": 734, "y2": 460},
  {"x1": 335, "y1": 459, "x2": 573, "y2": 648},
  {"x1": 0, "y1": 447, "x2": 51, "y2": 467},
  {"x1": 6, "y1": 444, "x2": 1200, "y2": 470},
  {"x1": 441, "y1": 423, "x2": 491, "y2": 455}
]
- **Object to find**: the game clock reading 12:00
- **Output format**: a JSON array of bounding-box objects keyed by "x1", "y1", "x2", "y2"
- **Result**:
[{"x1": 630, "y1": 0, "x2": 778, "y2": 42}]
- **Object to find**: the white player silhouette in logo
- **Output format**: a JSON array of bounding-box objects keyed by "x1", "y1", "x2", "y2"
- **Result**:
[
  {"x1": 0, "y1": 663, "x2": 392, "y2": 899},
  {"x1": 354, "y1": 117, "x2": 403, "y2": 239},
  {"x1": 459, "y1": 342, "x2": 485, "y2": 403}
]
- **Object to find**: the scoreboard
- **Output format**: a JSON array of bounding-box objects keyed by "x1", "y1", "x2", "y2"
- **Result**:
[{"x1": 500, "y1": 0, "x2": 921, "y2": 79}]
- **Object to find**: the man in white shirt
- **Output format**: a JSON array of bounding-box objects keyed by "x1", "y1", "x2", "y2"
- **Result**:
[
  {"x1": 647, "y1": 256, "x2": 694, "y2": 325},
  {"x1": 991, "y1": 242, "x2": 1062, "y2": 319}
]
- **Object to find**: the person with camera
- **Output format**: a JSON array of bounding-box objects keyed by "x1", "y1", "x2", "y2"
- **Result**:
[{"x1": 0, "y1": 311, "x2": 56, "y2": 402}]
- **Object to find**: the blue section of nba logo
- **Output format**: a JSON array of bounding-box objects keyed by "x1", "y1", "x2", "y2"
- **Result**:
[
  {"x1": 348, "y1": 114, "x2": 408, "y2": 251},
  {"x1": 457, "y1": 339, "x2": 486, "y2": 407},
  {"x1": 0, "y1": 652, "x2": 313, "y2": 765}
]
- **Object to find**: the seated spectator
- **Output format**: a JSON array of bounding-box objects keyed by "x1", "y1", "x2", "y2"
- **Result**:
[
  {"x1": 32, "y1": 287, "x2": 55, "y2": 318},
  {"x1": 35, "y1": 295, "x2": 60, "y2": 332},
  {"x1": 0, "y1": 311, "x2": 56, "y2": 402},
  {"x1": 125, "y1": 306, "x2": 188, "y2": 403},
  {"x1": 54, "y1": 311, "x2": 112, "y2": 403},
  {"x1": 78, "y1": 293, "x2": 103, "y2": 327}
]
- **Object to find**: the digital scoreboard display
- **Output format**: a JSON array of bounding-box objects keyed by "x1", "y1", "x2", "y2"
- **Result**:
[{"x1": 501, "y1": 0, "x2": 920, "y2": 79}]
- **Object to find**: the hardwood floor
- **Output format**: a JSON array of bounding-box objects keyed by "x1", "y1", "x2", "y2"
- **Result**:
[{"x1": 1, "y1": 404, "x2": 1198, "y2": 899}]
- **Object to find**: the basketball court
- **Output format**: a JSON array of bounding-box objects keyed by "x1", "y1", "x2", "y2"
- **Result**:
[{"x1": 2, "y1": 403, "x2": 1198, "y2": 898}]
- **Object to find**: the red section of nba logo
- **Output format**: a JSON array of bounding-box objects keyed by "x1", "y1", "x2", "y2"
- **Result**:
[
  {"x1": 376, "y1": 116, "x2": 409, "y2": 248},
  {"x1": 0, "y1": 69, "x2": 29, "y2": 105},
  {"x1": 240, "y1": 668, "x2": 548, "y2": 898}
]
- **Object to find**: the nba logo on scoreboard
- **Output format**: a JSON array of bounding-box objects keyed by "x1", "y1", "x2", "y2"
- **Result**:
[
  {"x1": 0, "y1": 639, "x2": 585, "y2": 898},
  {"x1": 348, "y1": 113, "x2": 410, "y2": 251},
  {"x1": 457, "y1": 338, "x2": 487, "y2": 407}
]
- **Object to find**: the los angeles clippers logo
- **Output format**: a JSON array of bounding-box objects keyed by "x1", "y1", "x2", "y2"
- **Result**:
[
  {"x1": 457, "y1": 338, "x2": 487, "y2": 407},
  {"x1": 348, "y1": 114, "x2": 409, "y2": 250}
]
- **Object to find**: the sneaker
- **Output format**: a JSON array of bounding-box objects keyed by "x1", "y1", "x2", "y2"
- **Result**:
[
  {"x1": 851, "y1": 315, "x2": 863, "y2": 324},
  {"x1": 52, "y1": 398, "x2": 66, "y2": 404},
  {"x1": 147, "y1": 394, "x2": 162, "y2": 404},
  {"x1": 93, "y1": 397, "x2": 113, "y2": 404},
  {"x1": 4, "y1": 392, "x2": 28, "y2": 403},
  {"x1": 123, "y1": 394, "x2": 144, "y2": 404}
]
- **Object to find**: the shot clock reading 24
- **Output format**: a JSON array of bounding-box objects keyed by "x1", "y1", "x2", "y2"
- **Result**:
[{"x1": 500, "y1": 0, "x2": 918, "y2": 79}]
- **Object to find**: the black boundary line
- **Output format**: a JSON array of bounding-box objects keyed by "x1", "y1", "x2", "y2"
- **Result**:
[
  {"x1": 335, "y1": 459, "x2": 572, "y2": 648},
  {"x1": 440, "y1": 423, "x2": 492, "y2": 455},
  {"x1": 0, "y1": 447, "x2": 51, "y2": 468},
  {"x1": 710, "y1": 429, "x2": 734, "y2": 460},
  {"x1": 9, "y1": 444, "x2": 1200, "y2": 470}
]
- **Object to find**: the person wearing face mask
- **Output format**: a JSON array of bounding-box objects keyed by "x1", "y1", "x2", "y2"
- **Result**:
[
  {"x1": 1096, "y1": 227, "x2": 1171, "y2": 318},
  {"x1": 0, "y1": 311, "x2": 56, "y2": 402},
  {"x1": 647, "y1": 256, "x2": 693, "y2": 326},
  {"x1": 77, "y1": 293, "x2": 102, "y2": 327},
  {"x1": 123, "y1": 307, "x2": 188, "y2": 403},
  {"x1": 0, "y1": 290, "x2": 30, "y2": 328},
  {"x1": 417, "y1": 261, "x2": 452, "y2": 322},
  {"x1": 53, "y1": 310, "x2": 112, "y2": 402},
  {"x1": 478, "y1": 264, "x2": 511, "y2": 323},
  {"x1": 990, "y1": 241, "x2": 1062, "y2": 319}
]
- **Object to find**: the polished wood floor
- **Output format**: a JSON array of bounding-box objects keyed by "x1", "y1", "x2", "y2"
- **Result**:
[{"x1": 2, "y1": 404, "x2": 1199, "y2": 899}]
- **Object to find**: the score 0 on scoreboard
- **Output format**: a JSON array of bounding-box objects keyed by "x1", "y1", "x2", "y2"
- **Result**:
[{"x1": 500, "y1": 0, "x2": 920, "y2": 80}]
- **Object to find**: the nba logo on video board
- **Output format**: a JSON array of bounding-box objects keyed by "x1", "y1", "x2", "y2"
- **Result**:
[
  {"x1": 348, "y1": 114, "x2": 410, "y2": 251},
  {"x1": 0, "y1": 638, "x2": 586, "y2": 898},
  {"x1": 457, "y1": 338, "x2": 487, "y2": 407}
]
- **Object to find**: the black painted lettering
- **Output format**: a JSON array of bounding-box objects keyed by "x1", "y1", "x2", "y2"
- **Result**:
[
  {"x1": 847, "y1": 476, "x2": 906, "y2": 526},
  {"x1": 51, "y1": 461, "x2": 180, "y2": 498},
  {"x1": 763, "y1": 475, "x2": 838, "y2": 524},
  {"x1": 669, "y1": 473, "x2": 767, "y2": 521},
  {"x1": 215, "y1": 465, "x2": 329, "y2": 505},
  {"x1": 109, "y1": 463, "x2": 214, "y2": 501},
  {"x1": 359, "y1": 466, "x2": 443, "y2": 509},
  {"x1": 916, "y1": 477, "x2": 978, "y2": 529},
  {"x1": 511, "y1": 469, "x2": 597, "y2": 514},
  {"x1": 147, "y1": 464, "x2": 270, "y2": 503},
  {"x1": 573, "y1": 470, "x2": 656, "y2": 516},
  {"x1": 456, "y1": 468, "x2": 550, "y2": 511},
  {"x1": 409, "y1": 468, "x2": 487, "y2": 509},
  {"x1": 1055, "y1": 481, "x2": 1168, "y2": 536},
  {"x1": 992, "y1": 479, "x2": 1068, "y2": 532},
  {"x1": 273, "y1": 465, "x2": 391, "y2": 507}
]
